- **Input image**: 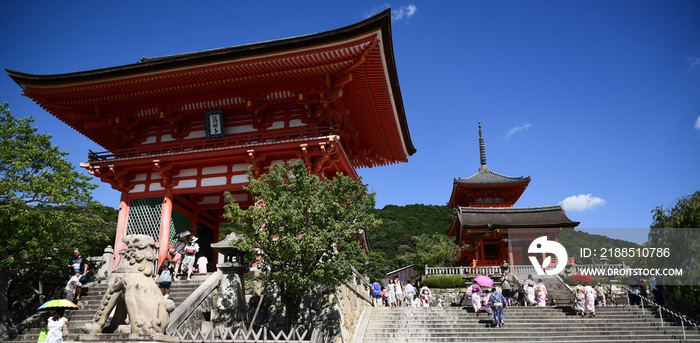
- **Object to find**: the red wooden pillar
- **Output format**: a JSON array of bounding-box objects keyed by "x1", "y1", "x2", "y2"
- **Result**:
[
  {"x1": 158, "y1": 188, "x2": 174, "y2": 266},
  {"x1": 113, "y1": 192, "x2": 130, "y2": 267},
  {"x1": 508, "y1": 251, "x2": 514, "y2": 272}
]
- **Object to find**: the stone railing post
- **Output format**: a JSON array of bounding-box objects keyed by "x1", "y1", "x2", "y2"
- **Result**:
[{"x1": 96, "y1": 245, "x2": 115, "y2": 278}]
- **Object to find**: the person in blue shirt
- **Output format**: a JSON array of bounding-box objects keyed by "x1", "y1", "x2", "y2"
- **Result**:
[
  {"x1": 371, "y1": 280, "x2": 382, "y2": 307},
  {"x1": 487, "y1": 289, "x2": 509, "y2": 328}
]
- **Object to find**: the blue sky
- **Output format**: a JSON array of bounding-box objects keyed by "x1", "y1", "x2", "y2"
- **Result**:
[{"x1": 2, "y1": 1, "x2": 699, "y2": 244}]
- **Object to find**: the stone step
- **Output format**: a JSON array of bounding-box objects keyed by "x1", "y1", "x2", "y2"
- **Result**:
[
  {"x1": 361, "y1": 333, "x2": 700, "y2": 342},
  {"x1": 361, "y1": 294, "x2": 695, "y2": 343},
  {"x1": 365, "y1": 326, "x2": 696, "y2": 333},
  {"x1": 6, "y1": 275, "x2": 211, "y2": 342},
  {"x1": 365, "y1": 322, "x2": 696, "y2": 329},
  {"x1": 362, "y1": 338, "x2": 700, "y2": 343}
]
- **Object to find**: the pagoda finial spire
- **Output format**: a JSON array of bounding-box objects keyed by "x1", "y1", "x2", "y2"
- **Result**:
[{"x1": 478, "y1": 121, "x2": 486, "y2": 166}]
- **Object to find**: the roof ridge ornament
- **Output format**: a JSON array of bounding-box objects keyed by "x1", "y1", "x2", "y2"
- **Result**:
[{"x1": 478, "y1": 121, "x2": 487, "y2": 168}]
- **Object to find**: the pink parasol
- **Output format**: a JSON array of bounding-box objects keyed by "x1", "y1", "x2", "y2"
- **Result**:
[{"x1": 475, "y1": 274, "x2": 494, "y2": 288}]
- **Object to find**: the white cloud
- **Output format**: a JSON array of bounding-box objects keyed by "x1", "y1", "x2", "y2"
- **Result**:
[
  {"x1": 689, "y1": 56, "x2": 700, "y2": 71},
  {"x1": 392, "y1": 5, "x2": 417, "y2": 21},
  {"x1": 694, "y1": 116, "x2": 700, "y2": 131},
  {"x1": 365, "y1": 4, "x2": 417, "y2": 21},
  {"x1": 561, "y1": 194, "x2": 606, "y2": 212},
  {"x1": 506, "y1": 123, "x2": 532, "y2": 138}
]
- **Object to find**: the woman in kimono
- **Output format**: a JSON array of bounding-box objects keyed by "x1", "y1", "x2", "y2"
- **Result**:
[
  {"x1": 583, "y1": 282, "x2": 597, "y2": 317},
  {"x1": 404, "y1": 282, "x2": 416, "y2": 307},
  {"x1": 482, "y1": 289, "x2": 493, "y2": 322},
  {"x1": 536, "y1": 279, "x2": 548, "y2": 307},
  {"x1": 470, "y1": 282, "x2": 483, "y2": 314},
  {"x1": 574, "y1": 282, "x2": 586, "y2": 316},
  {"x1": 524, "y1": 274, "x2": 536, "y2": 306},
  {"x1": 420, "y1": 284, "x2": 432, "y2": 307}
]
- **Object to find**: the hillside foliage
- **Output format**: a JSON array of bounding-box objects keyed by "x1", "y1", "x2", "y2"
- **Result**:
[{"x1": 368, "y1": 204, "x2": 643, "y2": 272}]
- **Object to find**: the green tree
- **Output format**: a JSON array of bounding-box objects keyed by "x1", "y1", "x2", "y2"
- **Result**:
[
  {"x1": 399, "y1": 233, "x2": 462, "y2": 269},
  {"x1": 337, "y1": 241, "x2": 390, "y2": 282},
  {"x1": 0, "y1": 102, "x2": 95, "y2": 206},
  {"x1": 649, "y1": 191, "x2": 700, "y2": 318},
  {"x1": 0, "y1": 102, "x2": 116, "y2": 320},
  {"x1": 223, "y1": 161, "x2": 380, "y2": 328}
]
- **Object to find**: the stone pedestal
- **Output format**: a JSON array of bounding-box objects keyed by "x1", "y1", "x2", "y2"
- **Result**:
[
  {"x1": 212, "y1": 264, "x2": 248, "y2": 328},
  {"x1": 210, "y1": 233, "x2": 250, "y2": 329}
]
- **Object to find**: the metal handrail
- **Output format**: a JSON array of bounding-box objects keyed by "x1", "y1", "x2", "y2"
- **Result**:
[{"x1": 626, "y1": 286, "x2": 699, "y2": 329}]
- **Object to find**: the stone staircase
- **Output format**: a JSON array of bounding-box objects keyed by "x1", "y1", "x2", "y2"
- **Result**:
[
  {"x1": 360, "y1": 306, "x2": 700, "y2": 342},
  {"x1": 511, "y1": 275, "x2": 574, "y2": 304},
  {"x1": 5, "y1": 273, "x2": 209, "y2": 343}
]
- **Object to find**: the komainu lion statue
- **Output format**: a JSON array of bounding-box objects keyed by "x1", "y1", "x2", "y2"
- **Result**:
[{"x1": 86, "y1": 235, "x2": 176, "y2": 335}]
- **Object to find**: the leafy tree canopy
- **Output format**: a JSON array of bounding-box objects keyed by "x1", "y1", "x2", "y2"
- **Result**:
[
  {"x1": 223, "y1": 160, "x2": 380, "y2": 327},
  {"x1": 398, "y1": 233, "x2": 462, "y2": 269},
  {"x1": 648, "y1": 191, "x2": 700, "y2": 318},
  {"x1": 0, "y1": 102, "x2": 116, "y2": 320},
  {"x1": 0, "y1": 102, "x2": 96, "y2": 206}
]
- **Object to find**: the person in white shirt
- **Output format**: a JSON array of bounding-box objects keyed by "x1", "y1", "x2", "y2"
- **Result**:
[
  {"x1": 182, "y1": 237, "x2": 200, "y2": 280},
  {"x1": 65, "y1": 272, "x2": 81, "y2": 302}
]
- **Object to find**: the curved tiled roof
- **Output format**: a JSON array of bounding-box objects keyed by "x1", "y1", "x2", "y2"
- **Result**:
[
  {"x1": 455, "y1": 165, "x2": 531, "y2": 185},
  {"x1": 6, "y1": 9, "x2": 415, "y2": 168},
  {"x1": 455, "y1": 205, "x2": 580, "y2": 228}
]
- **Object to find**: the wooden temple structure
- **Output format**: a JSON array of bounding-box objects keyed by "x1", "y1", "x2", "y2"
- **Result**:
[
  {"x1": 7, "y1": 10, "x2": 415, "y2": 267},
  {"x1": 447, "y1": 122, "x2": 578, "y2": 267}
]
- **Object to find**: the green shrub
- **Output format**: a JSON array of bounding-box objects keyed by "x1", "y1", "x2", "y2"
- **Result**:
[{"x1": 421, "y1": 275, "x2": 465, "y2": 288}]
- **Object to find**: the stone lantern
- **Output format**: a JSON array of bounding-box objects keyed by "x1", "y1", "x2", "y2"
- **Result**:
[
  {"x1": 211, "y1": 233, "x2": 250, "y2": 328},
  {"x1": 211, "y1": 233, "x2": 251, "y2": 272}
]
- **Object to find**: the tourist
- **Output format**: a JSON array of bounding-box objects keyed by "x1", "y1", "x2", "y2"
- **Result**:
[
  {"x1": 470, "y1": 282, "x2": 483, "y2": 315},
  {"x1": 524, "y1": 274, "x2": 536, "y2": 306},
  {"x1": 482, "y1": 289, "x2": 493, "y2": 322},
  {"x1": 169, "y1": 249, "x2": 182, "y2": 280},
  {"x1": 650, "y1": 275, "x2": 664, "y2": 305},
  {"x1": 67, "y1": 249, "x2": 88, "y2": 301},
  {"x1": 514, "y1": 284, "x2": 525, "y2": 306},
  {"x1": 404, "y1": 282, "x2": 416, "y2": 307},
  {"x1": 487, "y1": 289, "x2": 509, "y2": 328},
  {"x1": 65, "y1": 272, "x2": 81, "y2": 302},
  {"x1": 535, "y1": 279, "x2": 548, "y2": 307},
  {"x1": 574, "y1": 282, "x2": 586, "y2": 316},
  {"x1": 595, "y1": 283, "x2": 606, "y2": 306},
  {"x1": 640, "y1": 283, "x2": 648, "y2": 299},
  {"x1": 387, "y1": 279, "x2": 397, "y2": 307},
  {"x1": 196, "y1": 254, "x2": 208, "y2": 274},
  {"x1": 584, "y1": 282, "x2": 597, "y2": 317},
  {"x1": 628, "y1": 283, "x2": 641, "y2": 305},
  {"x1": 420, "y1": 284, "x2": 432, "y2": 307},
  {"x1": 371, "y1": 280, "x2": 381, "y2": 307},
  {"x1": 500, "y1": 273, "x2": 512, "y2": 304},
  {"x1": 381, "y1": 288, "x2": 389, "y2": 307},
  {"x1": 45, "y1": 309, "x2": 68, "y2": 343},
  {"x1": 182, "y1": 237, "x2": 200, "y2": 280},
  {"x1": 394, "y1": 277, "x2": 405, "y2": 306},
  {"x1": 156, "y1": 259, "x2": 173, "y2": 299}
]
